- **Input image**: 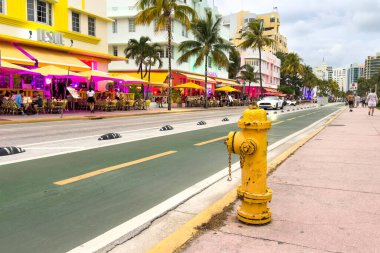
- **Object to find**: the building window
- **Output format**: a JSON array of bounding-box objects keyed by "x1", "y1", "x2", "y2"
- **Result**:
[
  {"x1": 0, "y1": 0, "x2": 4, "y2": 14},
  {"x1": 157, "y1": 47, "x2": 164, "y2": 58},
  {"x1": 72, "y1": 12, "x2": 80, "y2": 32},
  {"x1": 181, "y1": 24, "x2": 188, "y2": 37},
  {"x1": 165, "y1": 46, "x2": 174, "y2": 59},
  {"x1": 270, "y1": 16, "x2": 275, "y2": 22},
  {"x1": 88, "y1": 17, "x2": 96, "y2": 36},
  {"x1": 112, "y1": 19, "x2": 118, "y2": 33},
  {"x1": 129, "y1": 19, "x2": 136, "y2": 32},
  {"x1": 27, "y1": 0, "x2": 52, "y2": 25},
  {"x1": 113, "y1": 46, "x2": 118, "y2": 56}
]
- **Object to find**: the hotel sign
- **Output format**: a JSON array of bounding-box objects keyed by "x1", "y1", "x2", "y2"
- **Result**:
[{"x1": 37, "y1": 29, "x2": 64, "y2": 45}]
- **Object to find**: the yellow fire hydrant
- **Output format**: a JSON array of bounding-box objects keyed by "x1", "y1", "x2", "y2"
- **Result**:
[{"x1": 225, "y1": 105, "x2": 272, "y2": 225}]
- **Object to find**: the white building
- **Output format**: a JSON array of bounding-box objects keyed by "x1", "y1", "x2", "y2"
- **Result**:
[
  {"x1": 313, "y1": 60, "x2": 333, "y2": 81},
  {"x1": 107, "y1": 0, "x2": 230, "y2": 80},
  {"x1": 332, "y1": 67, "x2": 347, "y2": 92}
]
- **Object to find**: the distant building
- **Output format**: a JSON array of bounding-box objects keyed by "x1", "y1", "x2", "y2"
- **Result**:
[
  {"x1": 107, "y1": 0, "x2": 230, "y2": 79},
  {"x1": 222, "y1": 8, "x2": 288, "y2": 54},
  {"x1": 364, "y1": 53, "x2": 380, "y2": 79},
  {"x1": 313, "y1": 60, "x2": 333, "y2": 81},
  {"x1": 347, "y1": 63, "x2": 364, "y2": 91},
  {"x1": 332, "y1": 67, "x2": 347, "y2": 92},
  {"x1": 239, "y1": 48, "x2": 281, "y2": 97}
]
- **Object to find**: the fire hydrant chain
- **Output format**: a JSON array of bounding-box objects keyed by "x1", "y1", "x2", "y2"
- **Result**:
[{"x1": 227, "y1": 151, "x2": 232, "y2": 181}]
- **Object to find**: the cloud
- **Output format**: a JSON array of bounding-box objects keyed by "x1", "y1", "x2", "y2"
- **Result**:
[{"x1": 212, "y1": 0, "x2": 380, "y2": 67}]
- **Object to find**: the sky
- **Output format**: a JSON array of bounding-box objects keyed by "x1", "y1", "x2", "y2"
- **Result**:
[{"x1": 211, "y1": 0, "x2": 380, "y2": 68}]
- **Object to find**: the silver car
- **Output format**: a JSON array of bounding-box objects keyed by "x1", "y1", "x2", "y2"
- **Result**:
[{"x1": 257, "y1": 96, "x2": 284, "y2": 110}]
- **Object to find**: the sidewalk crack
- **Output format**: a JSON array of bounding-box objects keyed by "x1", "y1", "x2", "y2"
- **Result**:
[
  {"x1": 271, "y1": 182, "x2": 380, "y2": 195},
  {"x1": 221, "y1": 231, "x2": 343, "y2": 253}
]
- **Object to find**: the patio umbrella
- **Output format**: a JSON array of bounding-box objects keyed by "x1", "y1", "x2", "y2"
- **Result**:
[
  {"x1": 215, "y1": 86, "x2": 241, "y2": 92},
  {"x1": 33, "y1": 65, "x2": 85, "y2": 78},
  {"x1": 173, "y1": 82, "x2": 205, "y2": 90}
]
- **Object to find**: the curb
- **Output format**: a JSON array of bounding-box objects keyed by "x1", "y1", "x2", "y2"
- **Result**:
[
  {"x1": 0, "y1": 107, "x2": 244, "y2": 125},
  {"x1": 146, "y1": 106, "x2": 346, "y2": 253}
]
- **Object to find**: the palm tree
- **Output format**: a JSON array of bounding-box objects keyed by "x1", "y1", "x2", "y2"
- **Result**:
[
  {"x1": 238, "y1": 64, "x2": 258, "y2": 102},
  {"x1": 239, "y1": 20, "x2": 275, "y2": 98},
  {"x1": 144, "y1": 43, "x2": 163, "y2": 99},
  {"x1": 177, "y1": 10, "x2": 233, "y2": 108},
  {"x1": 282, "y1": 52, "x2": 303, "y2": 79},
  {"x1": 228, "y1": 47, "x2": 241, "y2": 80},
  {"x1": 124, "y1": 36, "x2": 152, "y2": 98},
  {"x1": 136, "y1": 0, "x2": 197, "y2": 110}
]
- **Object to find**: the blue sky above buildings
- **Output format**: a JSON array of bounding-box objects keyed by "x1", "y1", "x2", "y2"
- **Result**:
[{"x1": 212, "y1": 0, "x2": 380, "y2": 68}]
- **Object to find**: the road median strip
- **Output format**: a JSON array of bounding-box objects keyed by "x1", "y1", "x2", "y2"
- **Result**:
[{"x1": 54, "y1": 150, "x2": 177, "y2": 185}]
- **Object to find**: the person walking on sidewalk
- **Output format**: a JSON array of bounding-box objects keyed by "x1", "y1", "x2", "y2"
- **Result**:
[
  {"x1": 87, "y1": 87, "x2": 96, "y2": 113},
  {"x1": 355, "y1": 95, "x2": 361, "y2": 108},
  {"x1": 347, "y1": 92, "x2": 355, "y2": 112},
  {"x1": 366, "y1": 89, "x2": 378, "y2": 116}
]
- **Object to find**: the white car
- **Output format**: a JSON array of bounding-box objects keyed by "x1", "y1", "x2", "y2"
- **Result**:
[
  {"x1": 286, "y1": 100, "x2": 297, "y2": 106},
  {"x1": 257, "y1": 96, "x2": 284, "y2": 110}
]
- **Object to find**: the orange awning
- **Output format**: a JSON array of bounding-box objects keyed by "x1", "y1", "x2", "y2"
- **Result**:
[
  {"x1": 0, "y1": 42, "x2": 35, "y2": 66},
  {"x1": 20, "y1": 46, "x2": 91, "y2": 71},
  {"x1": 178, "y1": 72, "x2": 216, "y2": 84},
  {"x1": 264, "y1": 88, "x2": 278, "y2": 93}
]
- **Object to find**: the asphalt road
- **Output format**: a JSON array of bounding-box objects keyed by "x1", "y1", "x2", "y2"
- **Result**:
[{"x1": 0, "y1": 104, "x2": 343, "y2": 253}]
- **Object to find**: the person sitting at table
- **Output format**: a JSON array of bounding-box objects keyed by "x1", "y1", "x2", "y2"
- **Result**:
[
  {"x1": 15, "y1": 90, "x2": 28, "y2": 115},
  {"x1": 100, "y1": 92, "x2": 107, "y2": 100},
  {"x1": 31, "y1": 92, "x2": 43, "y2": 114}
]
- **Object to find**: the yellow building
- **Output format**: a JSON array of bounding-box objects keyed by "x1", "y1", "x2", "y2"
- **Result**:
[
  {"x1": 0, "y1": 0, "x2": 123, "y2": 91},
  {"x1": 223, "y1": 9, "x2": 288, "y2": 54},
  {"x1": 256, "y1": 11, "x2": 288, "y2": 54}
]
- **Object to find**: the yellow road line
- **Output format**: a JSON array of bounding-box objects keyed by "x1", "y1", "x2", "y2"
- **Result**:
[
  {"x1": 54, "y1": 151, "x2": 177, "y2": 186},
  {"x1": 194, "y1": 136, "x2": 226, "y2": 146},
  {"x1": 272, "y1": 121, "x2": 284, "y2": 125}
]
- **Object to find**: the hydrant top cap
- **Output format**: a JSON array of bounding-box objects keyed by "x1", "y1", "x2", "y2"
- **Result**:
[{"x1": 238, "y1": 107, "x2": 271, "y2": 129}]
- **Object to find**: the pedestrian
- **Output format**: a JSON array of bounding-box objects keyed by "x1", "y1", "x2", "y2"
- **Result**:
[
  {"x1": 361, "y1": 96, "x2": 366, "y2": 108},
  {"x1": 346, "y1": 93, "x2": 355, "y2": 112},
  {"x1": 365, "y1": 89, "x2": 378, "y2": 116},
  {"x1": 355, "y1": 95, "x2": 361, "y2": 108},
  {"x1": 87, "y1": 87, "x2": 96, "y2": 113},
  {"x1": 57, "y1": 79, "x2": 65, "y2": 100}
]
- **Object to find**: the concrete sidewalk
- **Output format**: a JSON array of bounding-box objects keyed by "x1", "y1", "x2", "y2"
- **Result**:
[{"x1": 180, "y1": 106, "x2": 380, "y2": 253}]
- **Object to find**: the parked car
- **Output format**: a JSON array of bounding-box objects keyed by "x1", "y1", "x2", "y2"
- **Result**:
[
  {"x1": 286, "y1": 100, "x2": 297, "y2": 106},
  {"x1": 257, "y1": 96, "x2": 284, "y2": 110}
]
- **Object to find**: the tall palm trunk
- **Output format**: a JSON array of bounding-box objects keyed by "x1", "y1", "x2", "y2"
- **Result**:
[
  {"x1": 139, "y1": 62, "x2": 144, "y2": 99},
  {"x1": 248, "y1": 81, "x2": 251, "y2": 103},
  {"x1": 147, "y1": 63, "x2": 152, "y2": 100},
  {"x1": 167, "y1": 17, "x2": 172, "y2": 111},
  {"x1": 204, "y1": 56, "x2": 208, "y2": 108},
  {"x1": 259, "y1": 47, "x2": 263, "y2": 99}
]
